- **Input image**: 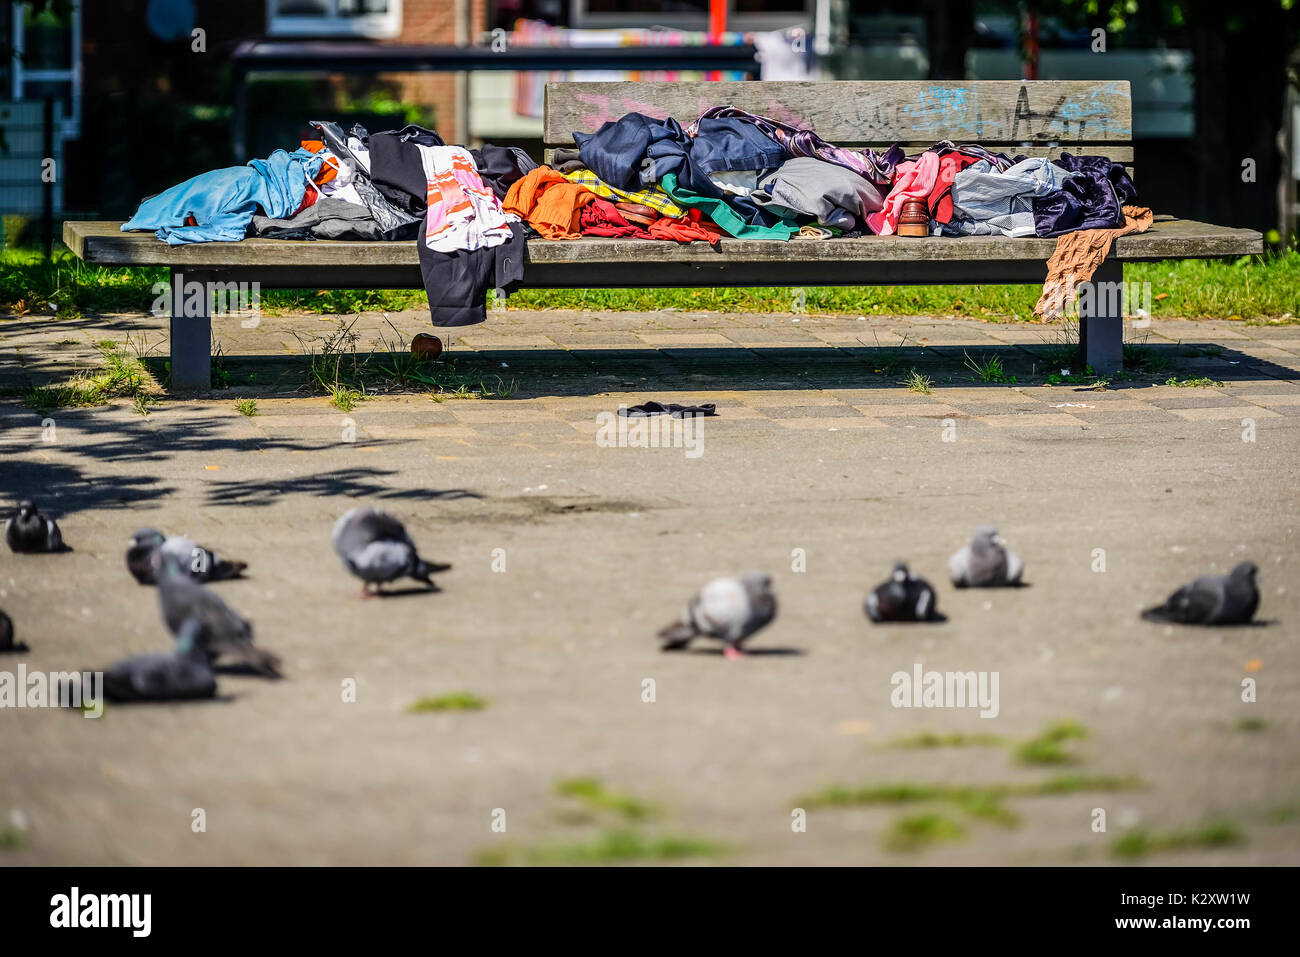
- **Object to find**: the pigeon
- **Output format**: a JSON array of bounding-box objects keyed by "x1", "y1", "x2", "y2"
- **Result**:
[
  {"x1": 331, "y1": 507, "x2": 450, "y2": 597},
  {"x1": 1141, "y1": 561, "x2": 1260, "y2": 626},
  {"x1": 657, "y1": 573, "x2": 777, "y2": 659},
  {"x1": 948, "y1": 525, "x2": 1024, "y2": 588},
  {"x1": 4, "y1": 500, "x2": 64, "y2": 553},
  {"x1": 865, "y1": 562, "x2": 940, "y2": 622},
  {"x1": 155, "y1": 553, "x2": 281, "y2": 677},
  {"x1": 0, "y1": 610, "x2": 29, "y2": 653},
  {"x1": 101, "y1": 621, "x2": 218, "y2": 703},
  {"x1": 126, "y1": 528, "x2": 248, "y2": 585}
]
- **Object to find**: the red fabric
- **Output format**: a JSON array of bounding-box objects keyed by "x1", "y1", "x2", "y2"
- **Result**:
[
  {"x1": 290, "y1": 181, "x2": 319, "y2": 217},
  {"x1": 578, "y1": 199, "x2": 723, "y2": 244},
  {"x1": 580, "y1": 197, "x2": 653, "y2": 238},
  {"x1": 647, "y1": 208, "x2": 724, "y2": 245},
  {"x1": 927, "y1": 153, "x2": 980, "y2": 224}
]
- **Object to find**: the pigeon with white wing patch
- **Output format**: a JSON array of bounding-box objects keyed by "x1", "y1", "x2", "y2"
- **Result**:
[
  {"x1": 866, "y1": 562, "x2": 940, "y2": 622},
  {"x1": 948, "y1": 526, "x2": 1024, "y2": 588},
  {"x1": 127, "y1": 528, "x2": 248, "y2": 585},
  {"x1": 657, "y1": 573, "x2": 777, "y2": 659},
  {"x1": 332, "y1": 507, "x2": 450, "y2": 597},
  {"x1": 5, "y1": 500, "x2": 64, "y2": 553}
]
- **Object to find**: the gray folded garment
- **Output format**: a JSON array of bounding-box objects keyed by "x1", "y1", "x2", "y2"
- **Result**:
[
  {"x1": 550, "y1": 147, "x2": 585, "y2": 173},
  {"x1": 749, "y1": 157, "x2": 888, "y2": 230},
  {"x1": 249, "y1": 196, "x2": 387, "y2": 240}
]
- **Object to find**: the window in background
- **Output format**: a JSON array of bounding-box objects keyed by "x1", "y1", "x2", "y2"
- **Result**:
[
  {"x1": 581, "y1": 0, "x2": 709, "y2": 12},
  {"x1": 490, "y1": 0, "x2": 569, "y2": 32},
  {"x1": 268, "y1": 0, "x2": 403, "y2": 38},
  {"x1": 9, "y1": 0, "x2": 80, "y2": 139},
  {"x1": 572, "y1": 0, "x2": 810, "y2": 32}
]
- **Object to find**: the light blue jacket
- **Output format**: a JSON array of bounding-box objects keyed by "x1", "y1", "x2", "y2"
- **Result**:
[
  {"x1": 122, "y1": 148, "x2": 322, "y2": 245},
  {"x1": 945, "y1": 157, "x2": 1078, "y2": 238}
]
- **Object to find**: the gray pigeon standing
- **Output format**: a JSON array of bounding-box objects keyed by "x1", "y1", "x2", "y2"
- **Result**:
[
  {"x1": 5, "y1": 500, "x2": 64, "y2": 553},
  {"x1": 1141, "y1": 561, "x2": 1260, "y2": 625},
  {"x1": 657, "y1": 573, "x2": 777, "y2": 659},
  {"x1": 948, "y1": 525, "x2": 1024, "y2": 588},
  {"x1": 126, "y1": 528, "x2": 248, "y2": 585},
  {"x1": 101, "y1": 622, "x2": 218, "y2": 702},
  {"x1": 331, "y1": 507, "x2": 450, "y2": 596},
  {"x1": 155, "y1": 553, "x2": 280, "y2": 677},
  {"x1": 0, "y1": 610, "x2": 29, "y2": 653},
  {"x1": 865, "y1": 562, "x2": 940, "y2": 622}
]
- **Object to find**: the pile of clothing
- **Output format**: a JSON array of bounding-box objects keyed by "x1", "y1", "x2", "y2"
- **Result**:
[
  {"x1": 124, "y1": 121, "x2": 540, "y2": 326},
  {"x1": 121, "y1": 107, "x2": 1149, "y2": 328}
]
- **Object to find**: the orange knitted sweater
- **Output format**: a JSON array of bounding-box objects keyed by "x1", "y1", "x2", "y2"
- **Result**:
[
  {"x1": 503, "y1": 166, "x2": 596, "y2": 240},
  {"x1": 1035, "y1": 205, "x2": 1153, "y2": 320}
]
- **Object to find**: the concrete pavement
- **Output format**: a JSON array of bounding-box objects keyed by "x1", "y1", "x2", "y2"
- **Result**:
[{"x1": 2, "y1": 307, "x2": 1298, "y2": 865}]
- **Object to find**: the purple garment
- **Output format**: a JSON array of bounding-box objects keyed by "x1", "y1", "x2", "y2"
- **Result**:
[
  {"x1": 926, "y1": 140, "x2": 1018, "y2": 172},
  {"x1": 1032, "y1": 152, "x2": 1138, "y2": 237},
  {"x1": 685, "y1": 106, "x2": 903, "y2": 188}
]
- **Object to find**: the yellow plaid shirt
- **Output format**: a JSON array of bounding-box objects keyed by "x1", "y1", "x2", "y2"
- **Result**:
[{"x1": 562, "y1": 168, "x2": 685, "y2": 219}]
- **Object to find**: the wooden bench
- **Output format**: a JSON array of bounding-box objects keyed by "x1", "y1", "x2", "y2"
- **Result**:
[{"x1": 63, "y1": 80, "x2": 1262, "y2": 391}]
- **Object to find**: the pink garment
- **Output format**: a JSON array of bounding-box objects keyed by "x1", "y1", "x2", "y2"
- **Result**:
[
  {"x1": 421, "y1": 145, "x2": 514, "y2": 253},
  {"x1": 867, "y1": 152, "x2": 941, "y2": 236}
]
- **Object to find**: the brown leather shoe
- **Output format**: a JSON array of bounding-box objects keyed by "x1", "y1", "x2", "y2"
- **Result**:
[
  {"x1": 615, "y1": 202, "x2": 659, "y2": 227},
  {"x1": 897, "y1": 197, "x2": 930, "y2": 237}
]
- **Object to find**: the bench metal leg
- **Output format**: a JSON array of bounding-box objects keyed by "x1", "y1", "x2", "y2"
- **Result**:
[
  {"x1": 169, "y1": 267, "x2": 212, "y2": 392},
  {"x1": 1079, "y1": 259, "x2": 1124, "y2": 375}
]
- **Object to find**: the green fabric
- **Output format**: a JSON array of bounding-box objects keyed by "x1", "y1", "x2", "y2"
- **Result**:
[{"x1": 659, "y1": 172, "x2": 798, "y2": 241}]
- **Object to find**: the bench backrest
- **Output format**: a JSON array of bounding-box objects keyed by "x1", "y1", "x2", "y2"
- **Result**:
[{"x1": 543, "y1": 80, "x2": 1133, "y2": 165}]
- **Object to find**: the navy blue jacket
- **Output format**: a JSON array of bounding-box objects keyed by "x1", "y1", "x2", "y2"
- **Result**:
[
  {"x1": 1033, "y1": 153, "x2": 1138, "y2": 237},
  {"x1": 574, "y1": 112, "x2": 792, "y2": 229}
]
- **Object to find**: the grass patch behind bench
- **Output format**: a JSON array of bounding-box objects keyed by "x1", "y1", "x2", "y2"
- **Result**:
[
  {"x1": 0, "y1": 248, "x2": 427, "y2": 319},
  {"x1": 500, "y1": 253, "x2": 1300, "y2": 320},
  {"x1": 4, "y1": 247, "x2": 1298, "y2": 321}
]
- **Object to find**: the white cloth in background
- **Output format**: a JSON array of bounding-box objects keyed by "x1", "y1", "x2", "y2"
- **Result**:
[{"x1": 756, "y1": 29, "x2": 816, "y2": 81}]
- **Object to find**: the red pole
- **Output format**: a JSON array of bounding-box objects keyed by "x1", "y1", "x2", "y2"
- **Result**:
[
  {"x1": 1021, "y1": 3, "x2": 1040, "y2": 80},
  {"x1": 708, "y1": 0, "x2": 727, "y2": 81},
  {"x1": 709, "y1": 0, "x2": 726, "y2": 43}
]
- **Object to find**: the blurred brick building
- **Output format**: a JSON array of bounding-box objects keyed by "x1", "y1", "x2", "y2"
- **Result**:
[
  {"x1": 5, "y1": 0, "x2": 809, "y2": 217},
  {"x1": 36, "y1": 0, "x2": 490, "y2": 216}
]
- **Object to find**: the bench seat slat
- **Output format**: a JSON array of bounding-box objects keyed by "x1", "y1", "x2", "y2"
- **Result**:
[{"x1": 64, "y1": 219, "x2": 1263, "y2": 274}]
